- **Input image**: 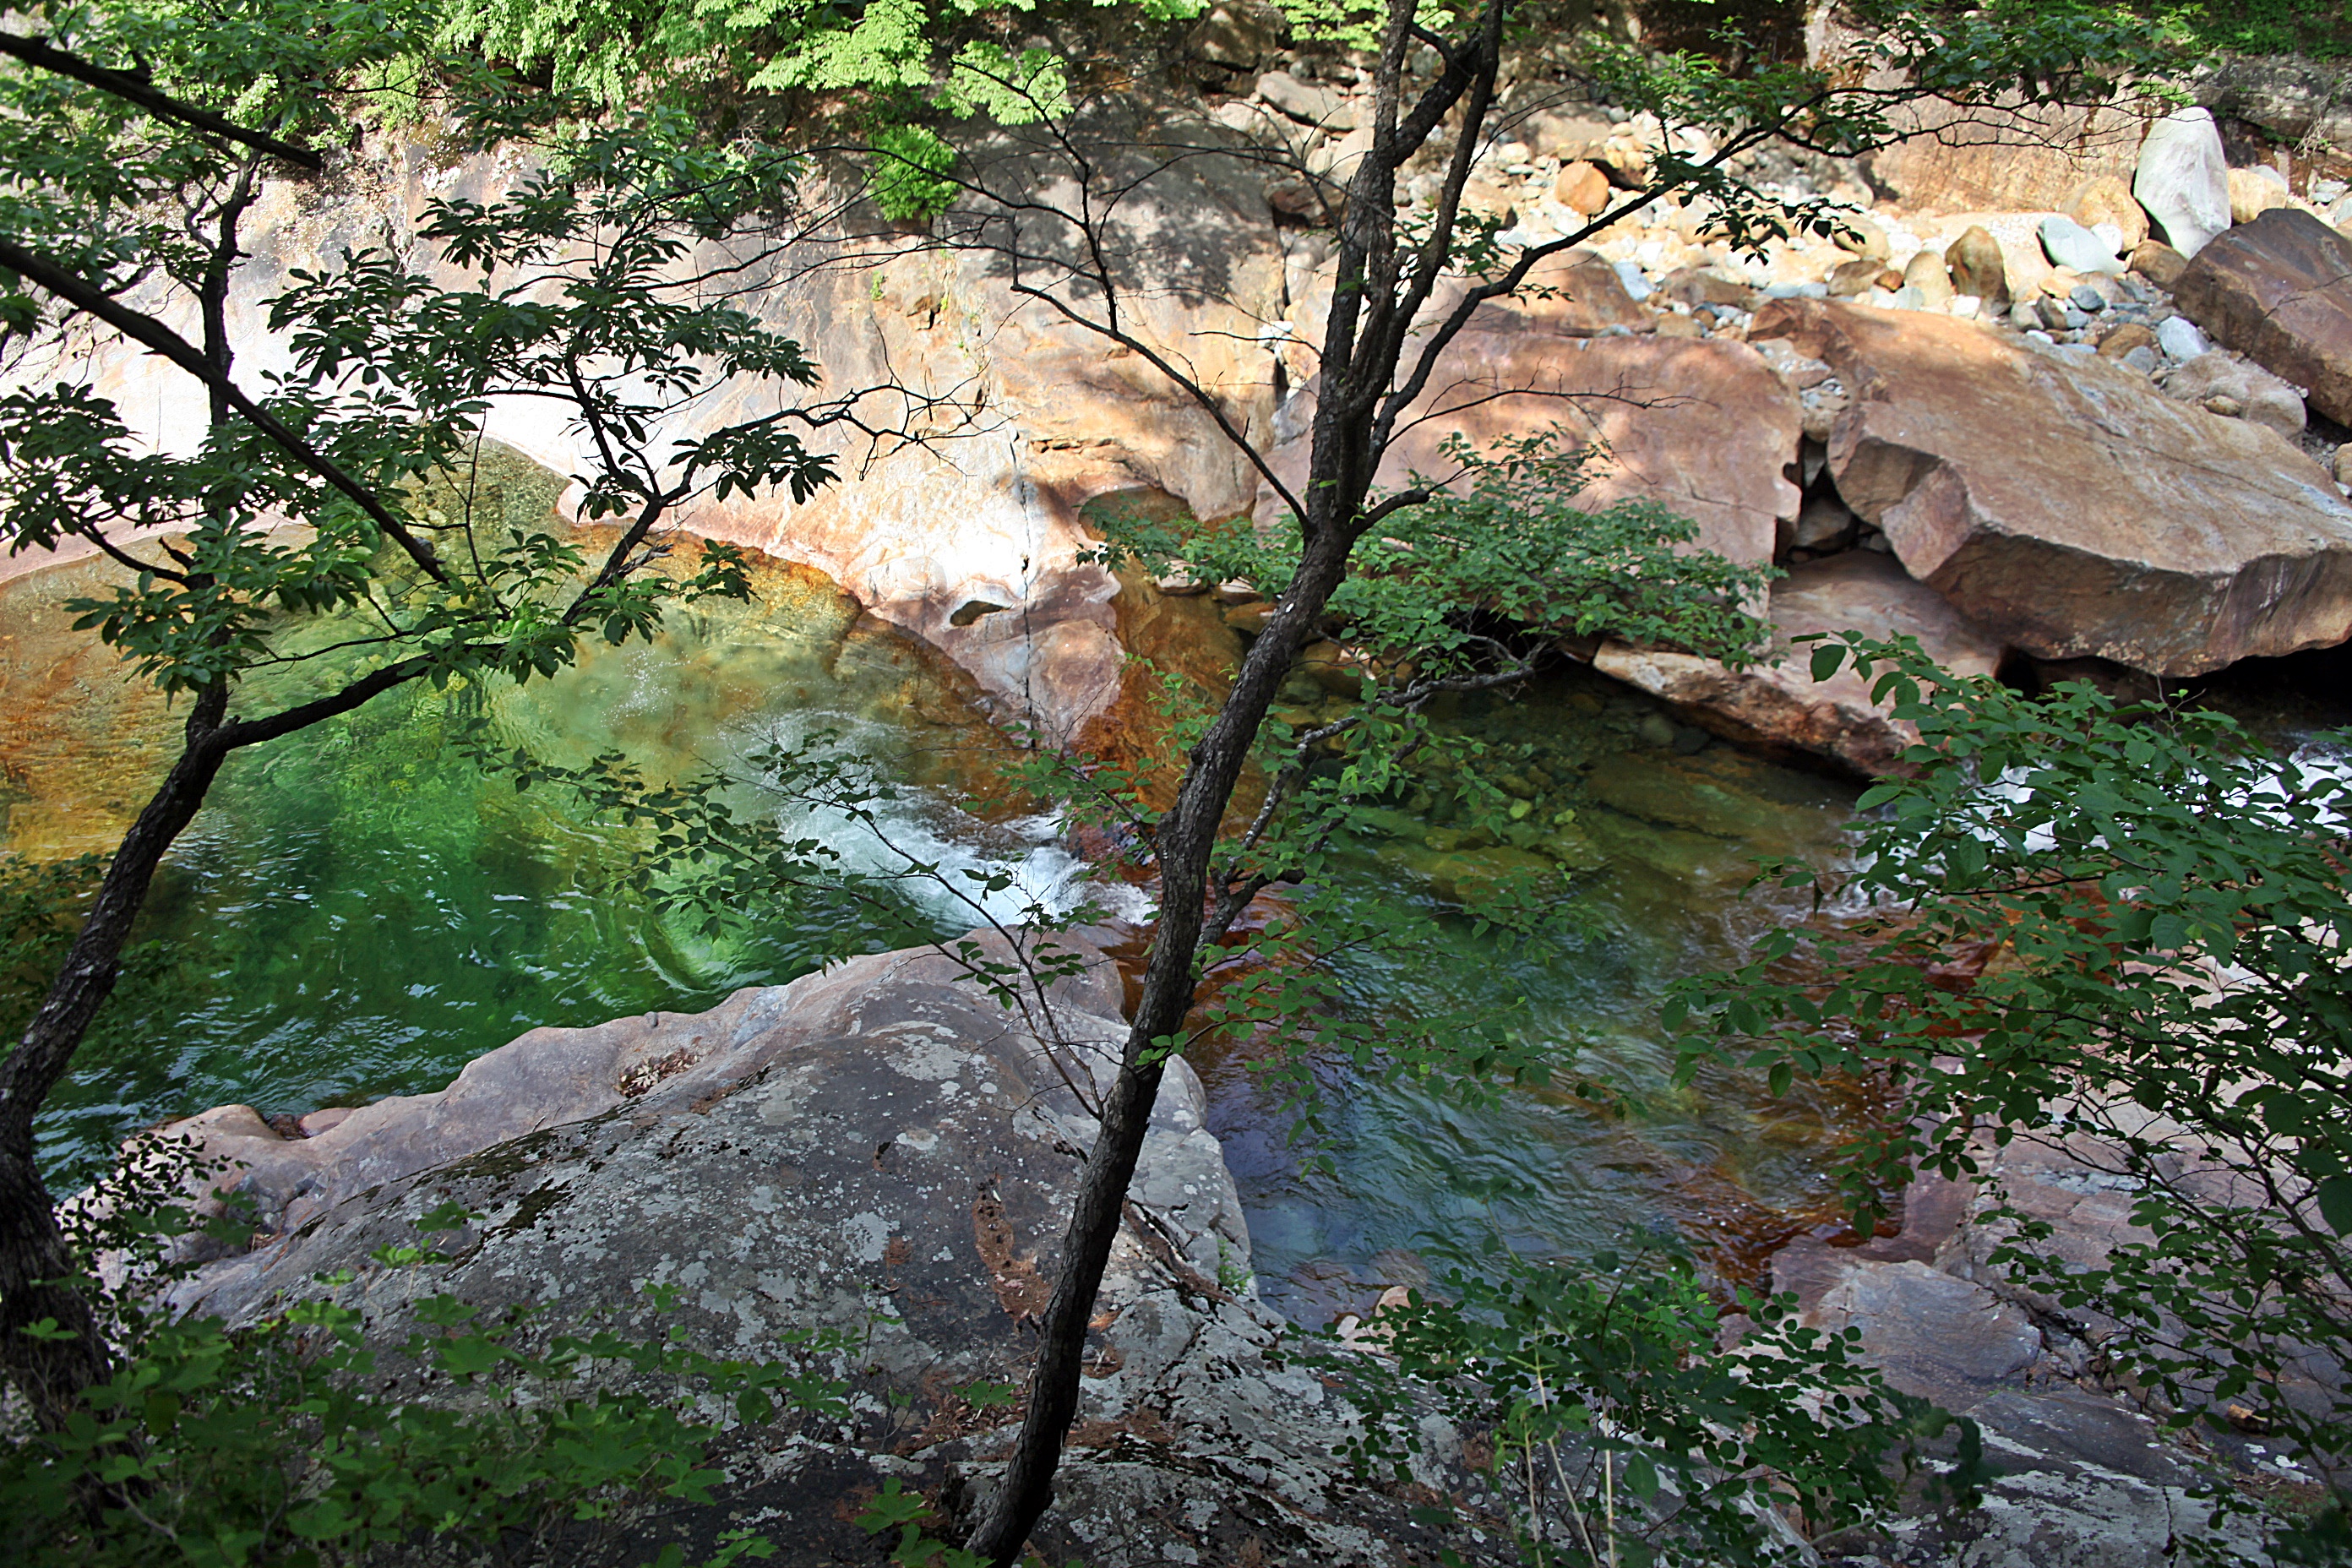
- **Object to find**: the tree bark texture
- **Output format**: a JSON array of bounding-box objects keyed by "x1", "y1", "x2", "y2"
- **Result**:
[{"x1": 0, "y1": 687, "x2": 230, "y2": 1423}]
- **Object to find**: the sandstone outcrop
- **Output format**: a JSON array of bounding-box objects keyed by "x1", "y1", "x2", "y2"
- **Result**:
[
  {"x1": 2172, "y1": 207, "x2": 2352, "y2": 427},
  {"x1": 19, "y1": 108, "x2": 1298, "y2": 752},
  {"x1": 1750, "y1": 297, "x2": 2352, "y2": 676},
  {"x1": 1592, "y1": 552, "x2": 2006, "y2": 776},
  {"x1": 159, "y1": 934, "x2": 1478, "y2": 1567}
]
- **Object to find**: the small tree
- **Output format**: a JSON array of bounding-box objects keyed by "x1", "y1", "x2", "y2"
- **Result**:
[
  {"x1": 911, "y1": 2, "x2": 2166, "y2": 1554},
  {"x1": 1673, "y1": 635, "x2": 2352, "y2": 1558},
  {"x1": 0, "y1": 0, "x2": 883, "y2": 1422}
]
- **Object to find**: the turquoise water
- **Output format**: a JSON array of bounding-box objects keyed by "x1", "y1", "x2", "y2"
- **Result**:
[{"x1": 8, "y1": 497, "x2": 1869, "y2": 1318}]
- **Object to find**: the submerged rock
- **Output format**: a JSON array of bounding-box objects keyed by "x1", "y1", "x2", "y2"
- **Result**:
[{"x1": 1750, "y1": 297, "x2": 2352, "y2": 676}]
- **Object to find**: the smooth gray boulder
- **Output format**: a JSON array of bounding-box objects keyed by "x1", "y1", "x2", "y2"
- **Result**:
[
  {"x1": 2134, "y1": 108, "x2": 2233, "y2": 259},
  {"x1": 2039, "y1": 213, "x2": 2125, "y2": 275}
]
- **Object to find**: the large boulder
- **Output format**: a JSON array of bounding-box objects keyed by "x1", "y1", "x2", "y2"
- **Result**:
[
  {"x1": 1262, "y1": 328, "x2": 1799, "y2": 569},
  {"x1": 2172, "y1": 208, "x2": 2352, "y2": 427},
  {"x1": 1750, "y1": 297, "x2": 2352, "y2": 676},
  {"x1": 2133, "y1": 107, "x2": 2232, "y2": 260},
  {"x1": 155, "y1": 934, "x2": 1478, "y2": 1567},
  {"x1": 1592, "y1": 552, "x2": 2006, "y2": 776}
]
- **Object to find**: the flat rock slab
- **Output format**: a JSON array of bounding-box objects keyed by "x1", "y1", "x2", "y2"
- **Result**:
[
  {"x1": 149, "y1": 936, "x2": 1484, "y2": 1567},
  {"x1": 1752, "y1": 297, "x2": 2352, "y2": 675},
  {"x1": 2173, "y1": 207, "x2": 2352, "y2": 426},
  {"x1": 1594, "y1": 551, "x2": 2006, "y2": 776}
]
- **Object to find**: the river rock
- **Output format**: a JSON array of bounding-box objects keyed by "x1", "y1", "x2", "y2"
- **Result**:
[
  {"x1": 1944, "y1": 225, "x2": 2012, "y2": 308},
  {"x1": 2171, "y1": 208, "x2": 2352, "y2": 425},
  {"x1": 2134, "y1": 107, "x2": 2233, "y2": 259},
  {"x1": 2156, "y1": 314, "x2": 2210, "y2": 360},
  {"x1": 1592, "y1": 552, "x2": 2005, "y2": 776},
  {"x1": 2039, "y1": 213, "x2": 2124, "y2": 275},
  {"x1": 1551, "y1": 159, "x2": 1611, "y2": 215},
  {"x1": 1749, "y1": 297, "x2": 2352, "y2": 675},
  {"x1": 2227, "y1": 165, "x2": 2290, "y2": 225},
  {"x1": 1255, "y1": 69, "x2": 1353, "y2": 130},
  {"x1": 1261, "y1": 329, "x2": 1799, "y2": 569},
  {"x1": 155, "y1": 934, "x2": 1485, "y2": 1567},
  {"x1": 2161, "y1": 351, "x2": 2306, "y2": 437},
  {"x1": 2130, "y1": 238, "x2": 2188, "y2": 287},
  {"x1": 1902, "y1": 249, "x2": 1955, "y2": 305},
  {"x1": 2062, "y1": 174, "x2": 2150, "y2": 253},
  {"x1": 1833, "y1": 212, "x2": 1890, "y2": 262}
]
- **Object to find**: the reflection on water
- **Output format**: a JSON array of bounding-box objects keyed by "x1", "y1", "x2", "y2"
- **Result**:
[
  {"x1": 1190, "y1": 663, "x2": 1870, "y2": 1326},
  {"x1": 5, "y1": 498, "x2": 1030, "y2": 1179}
]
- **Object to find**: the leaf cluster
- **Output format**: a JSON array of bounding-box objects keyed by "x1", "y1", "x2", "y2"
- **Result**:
[
  {"x1": 1319, "y1": 1236, "x2": 1965, "y2": 1566},
  {"x1": 5, "y1": 1145, "x2": 847, "y2": 1566},
  {"x1": 1669, "y1": 633, "x2": 2352, "y2": 1547}
]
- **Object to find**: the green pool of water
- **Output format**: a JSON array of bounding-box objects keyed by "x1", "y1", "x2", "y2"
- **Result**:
[
  {"x1": 6, "y1": 511, "x2": 1030, "y2": 1180},
  {"x1": 9, "y1": 487, "x2": 1870, "y2": 1320}
]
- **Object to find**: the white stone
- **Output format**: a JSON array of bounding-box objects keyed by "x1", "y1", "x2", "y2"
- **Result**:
[
  {"x1": 2134, "y1": 108, "x2": 2233, "y2": 259},
  {"x1": 2039, "y1": 213, "x2": 2126, "y2": 275}
]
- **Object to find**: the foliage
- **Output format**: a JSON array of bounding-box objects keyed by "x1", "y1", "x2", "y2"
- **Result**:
[
  {"x1": 1670, "y1": 634, "x2": 2352, "y2": 1554},
  {"x1": 434, "y1": 0, "x2": 1204, "y2": 114},
  {"x1": 0, "y1": 856, "x2": 106, "y2": 1043},
  {"x1": 1, "y1": 1146, "x2": 846, "y2": 1566},
  {"x1": 1321, "y1": 1236, "x2": 1968, "y2": 1565},
  {"x1": 872, "y1": 122, "x2": 961, "y2": 220},
  {"x1": 1104, "y1": 431, "x2": 1776, "y2": 686}
]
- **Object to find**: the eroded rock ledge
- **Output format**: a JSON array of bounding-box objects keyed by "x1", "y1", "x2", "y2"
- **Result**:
[{"x1": 155, "y1": 935, "x2": 1478, "y2": 1567}]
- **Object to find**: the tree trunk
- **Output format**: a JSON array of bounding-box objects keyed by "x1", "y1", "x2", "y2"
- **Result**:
[
  {"x1": 0, "y1": 687, "x2": 230, "y2": 1424},
  {"x1": 965, "y1": 530, "x2": 1360, "y2": 1561}
]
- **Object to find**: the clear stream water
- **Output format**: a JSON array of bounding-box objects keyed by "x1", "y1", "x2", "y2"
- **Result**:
[{"x1": 5, "y1": 469, "x2": 1879, "y2": 1326}]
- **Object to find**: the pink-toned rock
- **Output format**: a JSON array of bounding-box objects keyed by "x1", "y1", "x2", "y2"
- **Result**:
[
  {"x1": 1593, "y1": 552, "x2": 2006, "y2": 776},
  {"x1": 2172, "y1": 207, "x2": 2352, "y2": 426},
  {"x1": 1751, "y1": 297, "x2": 2352, "y2": 675},
  {"x1": 1265, "y1": 333, "x2": 1799, "y2": 569},
  {"x1": 1551, "y1": 160, "x2": 1612, "y2": 215}
]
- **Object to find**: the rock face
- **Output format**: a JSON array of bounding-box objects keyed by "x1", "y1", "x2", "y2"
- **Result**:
[
  {"x1": 1856, "y1": 90, "x2": 2146, "y2": 214},
  {"x1": 1751, "y1": 297, "x2": 2352, "y2": 676},
  {"x1": 161, "y1": 935, "x2": 1478, "y2": 1567},
  {"x1": 19, "y1": 108, "x2": 1296, "y2": 752},
  {"x1": 2173, "y1": 208, "x2": 2352, "y2": 426},
  {"x1": 1592, "y1": 552, "x2": 2006, "y2": 776},
  {"x1": 2133, "y1": 108, "x2": 2232, "y2": 260}
]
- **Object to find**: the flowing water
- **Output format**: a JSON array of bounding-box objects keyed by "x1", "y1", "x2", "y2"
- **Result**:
[
  {"x1": 6, "y1": 467, "x2": 1873, "y2": 1324},
  {"x1": 1187, "y1": 666, "x2": 1867, "y2": 1323}
]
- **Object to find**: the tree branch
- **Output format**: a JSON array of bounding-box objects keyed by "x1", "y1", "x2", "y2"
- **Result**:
[
  {"x1": 0, "y1": 30, "x2": 321, "y2": 169},
  {"x1": 0, "y1": 236, "x2": 453, "y2": 585}
]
